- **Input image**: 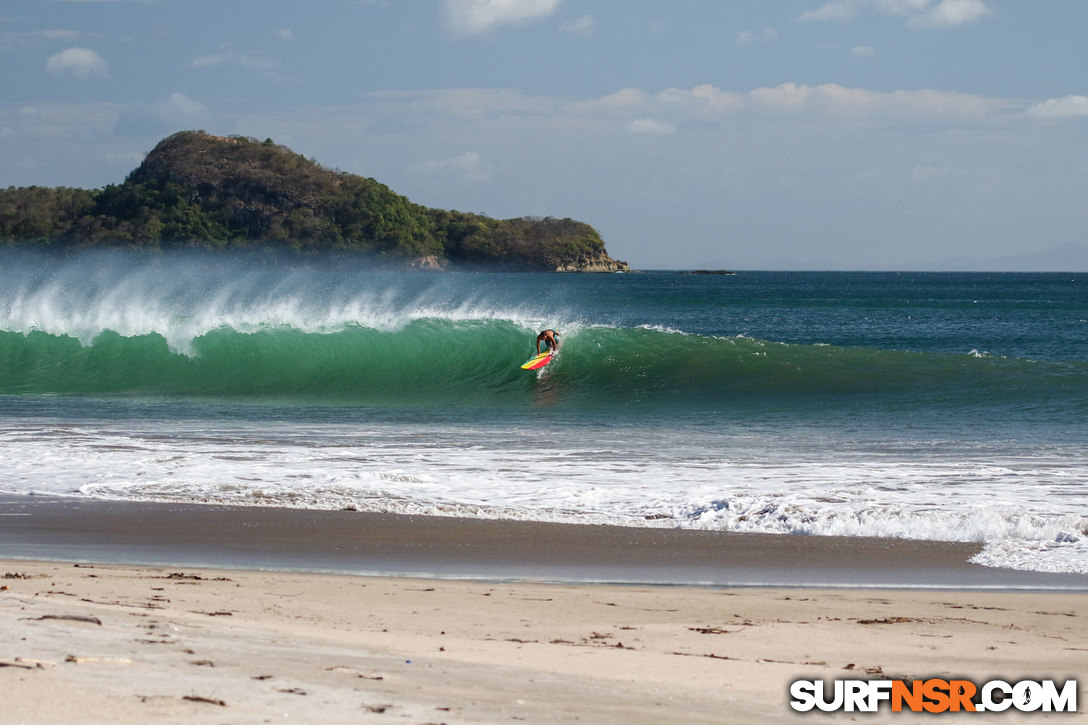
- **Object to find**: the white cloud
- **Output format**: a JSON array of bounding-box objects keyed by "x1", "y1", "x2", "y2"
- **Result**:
[
  {"x1": 414, "y1": 151, "x2": 491, "y2": 182},
  {"x1": 2, "y1": 29, "x2": 90, "y2": 41},
  {"x1": 442, "y1": 0, "x2": 564, "y2": 37},
  {"x1": 38, "y1": 29, "x2": 83, "y2": 40},
  {"x1": 155, "y1": 93, "x2": 212, "y2": 124},
  {"x1": 360, "y1": 83, "x2": 1007, "y2": 141},
  {"x1": 391, "y1": 87, "x2": 555, "y2": 119},
  {"x1": 276, "y1": 28, "x2": 294, "y2": 41},
  {"x1": 736, "y1": 27, "x2": 778, "y2": 47},
  {"x1": 798, "y1": 2, "x2": 848, "y2": 21},
  {"x1": 190, "y1": 54, "x2": 228, "y2": 68},
  {"x1": 587, "y1": 83, "x2": 1005, "y2": 125},
  {"x1": 799, "y1": 0, "x2": 992, "y2": 28},
  {"x1": 593, "y1": 88, "x2": 650, "y2": 109},
  {"x1": 190, "y1": 52, "x2": 274, "y2": 70},
  {"x1": 907, "y1": 0, "x2": 992, "y2": 28},
  {"x1": 1027, "y1": 95, "x2": 1088, "y2": 120},
  {"x1": 627, "y1": 118, "x2": 675, "y2": 135},
  {"x1": 559, "y1": 14, "x2": 594, "y2": 36},
  {"x1": 800, "y1": 0, "x2": 932, "y2": 22},
  {"x1": 115, "y1": 92, "x2": 213, "y2": 136},
  {"x1": 851, "y1": 45, "x2": 876, "y2": 58},
  {"x1": 664, "y1": 84, "x2": 746, "y2": 115},
  {"x1": 751, "y1": 83, "x2": 1003, "y2": 118},
  {"x1": 45, "y1": 47, "x2": 108, "y2": 78},
  {"x1": 748, "y1": 83, "x2": 815, "y2": 111}
]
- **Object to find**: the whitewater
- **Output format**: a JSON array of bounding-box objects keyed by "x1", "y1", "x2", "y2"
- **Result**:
[{"x1": 1, "y1": 248, "x2": 1086, "y2": 576}]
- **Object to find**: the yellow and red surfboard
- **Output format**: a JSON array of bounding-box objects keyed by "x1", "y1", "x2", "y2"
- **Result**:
[{"x1": 520, "y1": 350, "x2": 554, "y2": 370}]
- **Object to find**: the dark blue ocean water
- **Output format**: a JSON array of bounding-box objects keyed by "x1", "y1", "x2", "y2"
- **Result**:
[{"x1": 1, "y1": 249, "x2": 1086, "y2": 574}]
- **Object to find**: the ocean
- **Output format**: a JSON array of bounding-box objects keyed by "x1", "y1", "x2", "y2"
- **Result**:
[{"x1": 1, "y1": 248, "x2": 1086, "y2": 575}]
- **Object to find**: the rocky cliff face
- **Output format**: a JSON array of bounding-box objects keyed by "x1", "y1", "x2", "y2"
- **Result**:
[{"x1": 553, "y1": 249, "x2": 631, "y2": 272}]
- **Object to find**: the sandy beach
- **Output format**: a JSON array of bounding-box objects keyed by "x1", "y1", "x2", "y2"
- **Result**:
[{"x1": 2, "y1": 497, "x2": 1086, "y2": 723}]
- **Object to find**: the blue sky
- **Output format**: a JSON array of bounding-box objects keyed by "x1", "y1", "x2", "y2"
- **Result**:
[{"x1": 2, "y1": 0, "x2": 1086, "y2": 270}]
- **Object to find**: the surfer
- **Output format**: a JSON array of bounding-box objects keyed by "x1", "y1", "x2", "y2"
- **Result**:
[{"x1": 536, "y1": 329, "x2": 560, "y2": 354}]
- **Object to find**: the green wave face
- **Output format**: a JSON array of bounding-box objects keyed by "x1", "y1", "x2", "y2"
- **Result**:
[
  {"x1": 0, "y1": 320, "x2": 530, "y2": 401},
  {"x1": 3, "y1": 322, "x2": 1084, "y2": 417}
]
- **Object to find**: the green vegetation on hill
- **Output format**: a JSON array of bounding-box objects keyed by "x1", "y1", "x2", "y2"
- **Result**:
[{"x1": 0, "y1": 131, "x2": 627, "y2": 271}]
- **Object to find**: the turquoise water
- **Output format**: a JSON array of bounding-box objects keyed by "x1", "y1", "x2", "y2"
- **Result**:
[{"x1": 1, "y1": 249, "x2": 1086, "y2": 574}]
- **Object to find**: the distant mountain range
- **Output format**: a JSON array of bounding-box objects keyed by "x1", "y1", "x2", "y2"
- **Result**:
[
  {"x1": 0, "y1": 131, "x2": 628, "y2": 272},
  {"x1": 917, "y1": 243, "x2": 1088, "y2": 273},
  {"x1": 695, "y1": 242, "x2": 1088, "y2": 273}
]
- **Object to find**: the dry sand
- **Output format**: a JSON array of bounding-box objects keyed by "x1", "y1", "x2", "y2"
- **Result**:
[
  {"x1": 1, "y1": 560, "x2": 1084, "y2": 724},
  {"x1": 1, "y1": 496, "x2": 1086, "y2": 723}
]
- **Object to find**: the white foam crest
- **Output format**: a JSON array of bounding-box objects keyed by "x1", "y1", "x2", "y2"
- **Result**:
[
  {"x1": 0, "y1": 252, "x2": 567, "y2": 354},
  {"x1": 1, "y1": 276, "x2": 156, "y2": 345},
  {"x1": 634, "y1": 323, "x2": 689, "y2": 336}
]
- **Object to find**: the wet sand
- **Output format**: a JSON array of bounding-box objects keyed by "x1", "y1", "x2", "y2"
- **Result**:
[{"x1": 3, "y1": 494, "x2": 1087, "y2": 589}]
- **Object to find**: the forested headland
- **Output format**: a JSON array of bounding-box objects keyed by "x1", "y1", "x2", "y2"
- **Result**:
[{"x1": 0, "y1": 131, "x2": 628, "y2": 272}]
